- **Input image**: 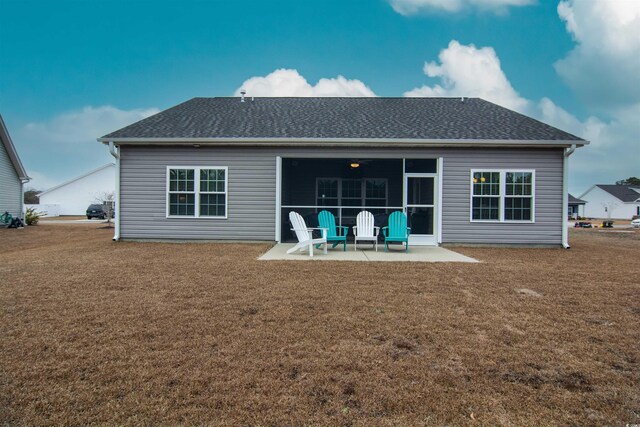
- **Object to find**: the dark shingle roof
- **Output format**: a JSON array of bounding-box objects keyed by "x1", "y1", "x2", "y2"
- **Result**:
[
  {"x1": 101, "y1": 97, "x2": 585, "y2": 142},
  {"x1": 596, "y1": 185, "x2": 640, "y2": 202},
  {"x1": 568, "y1": 194, "x2": 586, "y2": 205}
]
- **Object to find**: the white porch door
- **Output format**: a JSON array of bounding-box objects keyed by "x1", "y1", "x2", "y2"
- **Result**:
[{"x1": 404, "y1": 174, "x2": 438, "y2": 246}]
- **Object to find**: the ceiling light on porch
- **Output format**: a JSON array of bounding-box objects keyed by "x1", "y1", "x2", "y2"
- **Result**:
[{"x1": 350, "y1": 162, "x2": 360, "y2": 168}]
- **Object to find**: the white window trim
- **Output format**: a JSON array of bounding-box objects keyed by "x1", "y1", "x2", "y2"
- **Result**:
[
  {"x1": 469, "y1": 169, "x2": 535, "y2": 223},
  {"x1": 166, "y1": 166, "x2": 228, "y2": 219}
]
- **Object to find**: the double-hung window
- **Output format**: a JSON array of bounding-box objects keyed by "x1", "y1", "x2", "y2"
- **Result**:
[
  {"x1": 470, "y1": 170, "x2": 534, "y2": 222},
  {"x1": 167, "y1": 167, "x2": 228, "y2": 218}
]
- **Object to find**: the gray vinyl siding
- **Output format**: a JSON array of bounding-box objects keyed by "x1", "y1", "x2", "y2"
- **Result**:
[
  {"x1": 119, "y1": 146, "x2": 564, "y2": 244},
  {"x1": 0, "y1": 140, "x2": 22, "y2": 218}
]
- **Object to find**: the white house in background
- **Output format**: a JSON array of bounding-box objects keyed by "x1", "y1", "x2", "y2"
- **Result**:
[
  {"x1": 579, "y1": 184, "x2": 640, "y2": 219},
  {"x1": 38, "y1": 163, "x2": 115, "y2": 215},
  {"x1": 568, "y1": 194, "x2": 586, "y2": 218}
]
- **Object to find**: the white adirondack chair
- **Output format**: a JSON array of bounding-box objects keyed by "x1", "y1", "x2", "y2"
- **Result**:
[
  {"x1": 286, "y1": 211, "x2": 328, "y2": 257},
  {"x1": 352, "y1": 210, "x2": 379, "y2": 251}
]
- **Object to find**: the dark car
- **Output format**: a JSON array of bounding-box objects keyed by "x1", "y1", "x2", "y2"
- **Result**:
[
  {"x1": 86, "y1": 204, "x2": 113, "y2": 220},
  {"x1": 574, "y1": 221, "x2": 593, "y2": 228}
]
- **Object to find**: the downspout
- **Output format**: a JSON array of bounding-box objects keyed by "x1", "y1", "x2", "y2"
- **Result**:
[
  {"x1": 20, "y1": 177, "x2": 31, "y2": 220},
  {"x1": 562, "y1": 144, "x2": 577, "y2": 248},
  {"x1": 108, "y1": 141, "x2": 121, "y2": 241}
]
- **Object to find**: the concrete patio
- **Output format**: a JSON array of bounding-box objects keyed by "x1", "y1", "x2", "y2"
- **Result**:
[{"x1": 259, "y1": 244, "x2": 479, "y2": 262}]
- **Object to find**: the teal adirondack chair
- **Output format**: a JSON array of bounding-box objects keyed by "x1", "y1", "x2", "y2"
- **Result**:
[
  {"x1": 316, "y1": 210, "x2": 348, "y2": 251},
  {"x1": 382, "y1": 211, "x2": 411, "y2": 252}
]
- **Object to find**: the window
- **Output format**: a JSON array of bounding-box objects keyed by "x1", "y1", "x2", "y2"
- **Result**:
[
  {"x1": 167, "y1": 167, "x2": 227, "y2": 218},
  {"x1": 316, "y1": 179, "x2": 338, "y2": 207},
  {"x1": 470, "y1": 170, "x2": 534, "y2": 222},
  {"x1": 341, "y1": 179, "x2": 362, "y2": 207},
  {"x1": 315, "y1": 178, "x2": 388, "y2": 207},
  {"x1": 365, "y1": 179, "x2": 387, "y2": 207}
]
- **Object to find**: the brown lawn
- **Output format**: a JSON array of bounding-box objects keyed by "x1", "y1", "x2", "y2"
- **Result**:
[{"x1": 1, "y1": 225, "x2": 638, "y2": 426}]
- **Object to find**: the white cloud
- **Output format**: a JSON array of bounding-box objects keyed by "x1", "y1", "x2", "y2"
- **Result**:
[
  {"x1": 25, "y1": 171, "x2": 61, "y2": 192},
  {"x1": 404, "y1": 40, "x2": 529, "y2": 112},
  {"x1": 388, "y1": 0, "x2": 534, "y2": 15},
  {"x1": 555, "y1": 0, "x2": 640, "y2": 109},
  {"x1": 17, "y1": 105, "x2": 158, "y2": 191},
  {"x1": 403, "y1": 38, "x2": 637, "y2": 193},
  {"x1": 22, "y1": 105, "x2": 159, "y2": 145},
  {"x1": 234, "y1": 69, "x2": 376, "y2": 97},
  {"x1": 539, "y1": 99, "x2": 640, "y2": 193}
]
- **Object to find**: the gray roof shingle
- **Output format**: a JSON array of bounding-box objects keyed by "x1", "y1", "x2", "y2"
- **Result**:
[
  {"x1": 101, "y1": 97, "x2": 585, "y2": 142},
  {"x1": 568, "y1": 194, "x2": 586, "y2": 204},
  {"x1": 596, "y1": 185, "x2": 640, "y2": 202}
]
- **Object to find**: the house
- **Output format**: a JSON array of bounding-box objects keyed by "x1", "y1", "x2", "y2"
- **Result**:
[
  {"x1": 579, "y1": 184, "x2": 640, "y2": 219},
  {"x1": 568, "y1": 194, "x2": 586, "y2": 218},
  {"x1": 98, "y1": 97, "x2": 587, "y2": 247},
  {"x1": 38, "y1": 163, "x2": 115, "y2": 216},
  {"x1": 0, "y1": 114, "x2": 30, "y2": 219}
]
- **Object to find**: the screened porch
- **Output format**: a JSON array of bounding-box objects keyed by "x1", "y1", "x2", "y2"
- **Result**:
[{"x1": 279, "y1": 158, "x2": 439, "y2": 244}]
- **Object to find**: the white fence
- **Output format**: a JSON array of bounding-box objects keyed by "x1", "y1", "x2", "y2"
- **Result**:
[{"x1": 24, "y1": 204, "x2": 61, "y2": 218}]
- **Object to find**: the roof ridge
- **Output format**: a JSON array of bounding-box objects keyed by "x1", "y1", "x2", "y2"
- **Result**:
[{"x1": 38, "y1": 163, "x2": 115, "y2": 196}]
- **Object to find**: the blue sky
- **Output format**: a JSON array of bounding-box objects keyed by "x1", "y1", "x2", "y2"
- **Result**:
[{"x1": 1, "y1": 0, "x2": 638, "y2": 194}]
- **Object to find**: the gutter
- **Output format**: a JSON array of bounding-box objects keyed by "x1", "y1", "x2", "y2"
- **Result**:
[
  {"x1": 98, "y1": 137, "x2": 588, "y2": 149},
  {"x1": 108, "y1": 141, "x2": 121, "y2": 241},
  {"x1": 562, "y1": 144, "x2": 577, "y2": 249}
]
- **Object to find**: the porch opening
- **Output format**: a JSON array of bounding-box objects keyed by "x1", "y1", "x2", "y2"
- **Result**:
[{"x1": 279, "y1": 158, "x2": 439, "y2": 245}]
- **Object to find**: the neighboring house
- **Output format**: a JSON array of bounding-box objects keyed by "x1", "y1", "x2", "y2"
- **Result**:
[
  {"x1": 568, "y1": 194, "x2": 586, "y2": 218},
  {"x1": 98, "y1": 97, "x2": 587, "y2": 247},
  {"x1": 0, "y1": 114, "x2": 30, "y2": 219},
  {"x1": 579, "y1": 184, "x2": 640, "y2": 219},
  {"x1": 38, "y1": 163, "x2": 115, "y2": 216}
]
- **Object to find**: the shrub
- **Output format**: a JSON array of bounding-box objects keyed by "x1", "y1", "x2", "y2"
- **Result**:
[{"x1": 25, "y1": 207, "x2": 44, "y2": 225}]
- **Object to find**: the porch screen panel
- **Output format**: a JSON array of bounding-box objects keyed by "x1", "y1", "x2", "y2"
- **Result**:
[
  {"x1": 365, "y1": 179, "x2": 387, "y2": 207},
  {"x1": 317, "y1": 179, "x2": 338, "y2": 208},
  {"x1": 341, "y1": 179, "x2": 362, "y2": 206}
]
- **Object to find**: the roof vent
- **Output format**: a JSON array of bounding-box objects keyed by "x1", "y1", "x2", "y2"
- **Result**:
[
  {"x1": 240, "y1": 89, "x2": 246, "y2": 102},
  {"x1": 461, "y1": 96, "x2": 465, "y2": 102}
]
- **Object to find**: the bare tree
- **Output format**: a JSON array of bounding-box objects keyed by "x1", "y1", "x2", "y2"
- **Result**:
[{"x1": 93, "y1": 191, "x2": 116, "y2": 227}]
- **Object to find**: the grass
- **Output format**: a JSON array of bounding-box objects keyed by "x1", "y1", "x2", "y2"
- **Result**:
[{"x1": 1, "y1": 225, "x2": 638, "y2": 426}]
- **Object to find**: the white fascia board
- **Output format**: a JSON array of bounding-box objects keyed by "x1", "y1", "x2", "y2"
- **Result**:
[
  {"x1": 578, "y1": 184, "x2": 599, "y2": 200},
  {"x1": 98, "y1": 137, "x2": 589, "y2": 148}
]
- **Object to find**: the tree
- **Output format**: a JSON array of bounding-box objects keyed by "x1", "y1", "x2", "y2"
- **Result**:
[
  {"x1": 24, "y1": 190, "x2": 40, "y2": 204},
  {"x1": 615, "y1": 176, "x2": 640, "y2": 186},
  {"x1": 93, "y1": 191, "x2": 116, "y2": 228}
]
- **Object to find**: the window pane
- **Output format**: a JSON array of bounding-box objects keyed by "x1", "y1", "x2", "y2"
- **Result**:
[
  {"x1": 341, "y1": 179, "x2": 362, "y2": 199},
  {"x1": 365, "y1": 179, "x2": 386, "y2": 199},
  {"x1": 473, "y1": 172, "x2": 500, "y2": 196},
  {"x1": 407, "y1": 177, "x2": 434, "y2": 205},
  {"x1": 169, "y1": 168, "x2": 194, "y2": 192},
  {"x1": 200, "y1": 194, "x2": 226, "y2": 217},
  {"x1": 317, "y1": 197, "x2": 338, "y2": 207},
  {"x1": 506, "y1": 172, "x2": 532, "y2": 196},
  {"x1": 200, "y1": 169, "x2": 226, "y2": 193},
  {"x1": 365, "y1": 179, "x2": 387, "y2": 207},
  {"x1": 405, "y1": 159, "x2": 437, "y2": 173},
  {"x1": 472, "y1": 196, "x2": 499, "y2": 220},
  {"x1": 317, "y1": 179, "x2": 338, "y2": 199},
  {"x1": 169, "y1": 193, "x2": 195, "y2": 216},
  {"x1": 505, "y1": 197, "x2": 532, "y2": 221}
]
